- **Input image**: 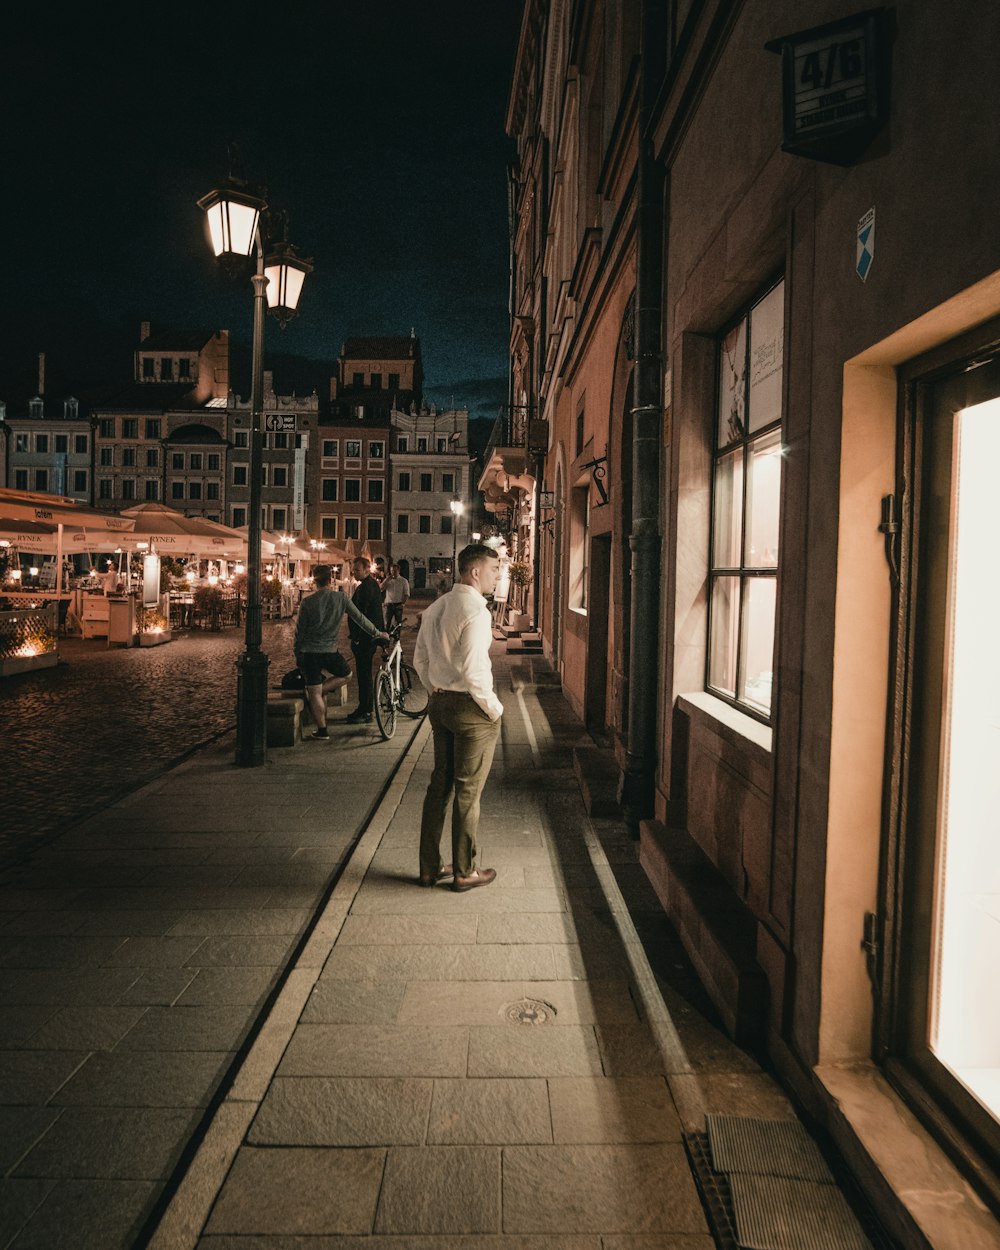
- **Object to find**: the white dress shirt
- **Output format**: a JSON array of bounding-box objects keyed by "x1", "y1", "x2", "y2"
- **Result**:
[{"x1": 413, "y1": 584, "x2": 504, "y2": 721}]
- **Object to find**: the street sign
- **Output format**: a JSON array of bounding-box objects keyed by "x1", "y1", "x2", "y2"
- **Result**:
[{"x1": 264, "y1": 413, "x2": 296, "y2": 432}]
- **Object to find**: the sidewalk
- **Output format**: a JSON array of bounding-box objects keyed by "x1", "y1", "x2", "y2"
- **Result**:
[{"x1": 145, "y1": 644, "x2": 881, "y2": 1250}]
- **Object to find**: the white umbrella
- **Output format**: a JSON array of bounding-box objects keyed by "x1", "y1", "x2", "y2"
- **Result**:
[
  {"x1": 0, "y1": 489, "x2": 135, "y2": 594},
  {"x1": 113, "y1": 503, "x2": 247, "y2": 558}
]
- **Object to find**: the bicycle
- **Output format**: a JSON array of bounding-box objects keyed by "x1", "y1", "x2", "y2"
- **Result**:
[{"x1": 374, "y1": 624, "x2": 429, "y2": 739}]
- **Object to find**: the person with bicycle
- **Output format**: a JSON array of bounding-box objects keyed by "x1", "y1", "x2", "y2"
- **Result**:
[
  {"x1": 413, "y1": 542, "x2": 503, "y2": 892},
  {"x1": 347, "y1": 556, "x2": 386, "y2": 724},
  {"x1": 295, "y1": 563, "x2": 388, "y2": 741}
]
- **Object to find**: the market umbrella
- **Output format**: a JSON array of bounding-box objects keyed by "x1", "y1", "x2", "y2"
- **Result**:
[
  {"x1": 112, "y1": 503, "x2": 247, "y2": 558},
  {"x1": 0, "y1": 489, "x2": 136, "y2": 593}
]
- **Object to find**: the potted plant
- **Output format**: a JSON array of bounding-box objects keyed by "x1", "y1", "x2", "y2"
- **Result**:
[{"x1": 138, "y1": 606, "x2": 171, "y2": 647}]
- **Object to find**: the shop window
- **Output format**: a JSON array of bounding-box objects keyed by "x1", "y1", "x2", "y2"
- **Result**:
[{"x1": 708, "y1": 279, "x2": 784, "y2": 720}]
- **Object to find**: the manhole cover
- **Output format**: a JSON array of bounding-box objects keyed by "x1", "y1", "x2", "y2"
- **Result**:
[{"x1": 502, "y1": 997, "x2": 557, "y2": 1025}]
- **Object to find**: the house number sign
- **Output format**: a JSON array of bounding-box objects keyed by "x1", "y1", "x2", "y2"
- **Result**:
[{"x1": 766, "y1": 8, "x2": 893, "y2": 165}]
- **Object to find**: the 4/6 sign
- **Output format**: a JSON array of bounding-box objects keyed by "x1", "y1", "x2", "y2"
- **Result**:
[
  {"x1": 265, "y1": 414, "x2": 296, "y2": 432},
  {"x1": 766, "y1": 9, "x2": 893, "y2": 166}
]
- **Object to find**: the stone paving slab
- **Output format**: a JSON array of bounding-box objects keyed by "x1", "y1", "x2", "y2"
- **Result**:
[
  {"x1": 374, "y1": 1145, "x2": 501, "y2": 1234},
  {"x1": 249, "y1": 1076, "x2": 433, "y2": 1146},
  {"x1": 427, "y1": 1077, "x2": 551, "y2": 1144},
  {"x1": 547, "y1": 1076, "x2": 683, "y2": 1143},
  {"x1": 278, "y1": 1023, "x2": 470, "y2": 1078},
  {"x1": 12, "y1": 1105, "x2": 200, "y2": 1179}
]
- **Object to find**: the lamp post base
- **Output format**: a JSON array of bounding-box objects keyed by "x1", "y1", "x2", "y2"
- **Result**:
[{"x1": 235, "y1": 648, "x2": 270, "y2": 767}]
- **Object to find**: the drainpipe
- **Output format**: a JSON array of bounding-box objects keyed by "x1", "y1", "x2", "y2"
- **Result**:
[{"x1": 622, "y1": 0, "x2": 668, "y2": 830}]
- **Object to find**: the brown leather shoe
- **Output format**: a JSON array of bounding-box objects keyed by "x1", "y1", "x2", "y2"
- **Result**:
[
  {"x1": 417, "y1": 863, "x2": 454, "y2": 888},
  {"x1": 451, "y1": 866, "x2": 497, "y2": 893}
]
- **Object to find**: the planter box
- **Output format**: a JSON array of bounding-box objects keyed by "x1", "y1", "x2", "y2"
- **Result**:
[
  {"x1": 1, "y1": 652, "x2": 59, "y2": 677},
  {"x1": 139, "y1": 630, "x2": 172, "y2": 647}
]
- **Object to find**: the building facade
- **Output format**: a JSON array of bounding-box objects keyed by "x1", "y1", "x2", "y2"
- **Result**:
[
  {"x1": 306, "y1": 411, "x2": 390, "y2": 560},
  {"x1": 390, "y1": 405, "x2": 470, "y2": 588},
  {"x1": 507, "y1": 0, "x2": 1000, "y2": 1241}
]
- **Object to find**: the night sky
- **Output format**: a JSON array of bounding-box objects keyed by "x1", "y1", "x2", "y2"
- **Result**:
[{"x1": 3, "y1": 2, "x2": 523, "y2": 422}]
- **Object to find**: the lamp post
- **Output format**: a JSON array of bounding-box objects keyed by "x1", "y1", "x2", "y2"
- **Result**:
[
  {"x1": 198, "y1": 176, "x2": 312, "y2": 767},
  {"x1": 450, "y1": 494, "x2": 464, "y2": 583}
]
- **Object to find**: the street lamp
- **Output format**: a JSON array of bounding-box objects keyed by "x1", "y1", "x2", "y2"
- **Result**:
[
  {"x1": 450, "y1": 494, "x2": 464, "y2": 583},
  {"x1": 198, "y1": 175, "x2": 312, "y2": 767}
]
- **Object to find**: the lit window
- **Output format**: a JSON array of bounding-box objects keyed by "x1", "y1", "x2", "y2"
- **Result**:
[
  {"x1": 708, "y1": 279, "x2": 784, "y2": 719},
  {"x1": 345, "y1": 439, "x2": 361, "y2": 459},
  {"x1": 369, "y1": 440, "x2": 384, "y2": 458}
]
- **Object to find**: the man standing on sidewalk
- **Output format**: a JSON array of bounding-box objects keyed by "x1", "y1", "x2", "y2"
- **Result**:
[
  {"x1": 296, "y1": 563, "x2": 388, "y2": 741},
  {"x1": 347, "y1": 556, "x2": 385, "y2": 724},
  {"x1": 413, "y1": 542, "x2": 502, "y2": 892},
  {"x1": 382, "y1": 562, "x2": 409, "y2": 632}
]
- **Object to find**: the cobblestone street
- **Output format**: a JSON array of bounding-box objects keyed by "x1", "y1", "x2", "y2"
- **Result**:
[{"x1": 1, "y1": 622, "x2": 300, "y2": 864}]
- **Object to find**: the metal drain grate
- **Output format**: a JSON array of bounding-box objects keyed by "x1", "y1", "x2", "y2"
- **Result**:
[
  {"x1": 501, "y1": 997, "x2": 557, "y2": 1024},
  {"x1": 729, "y1": 1174, "x2": 871, "y2": 1250},
  {"x1": 685, "y1": 1130, "x2": 741, "y2": 1250},
  {"x1": 707, "y1": 1113, "x2": 834, "y2": 1183}
]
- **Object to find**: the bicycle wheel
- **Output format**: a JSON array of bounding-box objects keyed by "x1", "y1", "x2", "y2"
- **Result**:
[
  {"x1": 374, "y1": 669, "x2": 397, "y2": 739},
  {"x1": 398, "y1": 662, "x2": 429, "y2": 717}
]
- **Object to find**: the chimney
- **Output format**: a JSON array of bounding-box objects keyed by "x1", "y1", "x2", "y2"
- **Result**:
[
  {"x1": 140, "y1": 321, "x2": 151, "y2": 342},
  {"x1": 38, "y1": 352, "x2": 45, "y2": 396}
]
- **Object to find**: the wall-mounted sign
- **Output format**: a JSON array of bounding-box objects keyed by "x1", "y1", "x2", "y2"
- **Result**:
[
  {"x1": 265, "y1": 413, "x2": 296, "y2": 432},
  {"x1": 765, "y1": 8, "x2": 893, "y2": 166},
  {"x1": 539, "y1": 491, "x2": 555, "y2": 509},
  {"x1": 856, "y1": 207, "x2": 875, "y2": 281}
]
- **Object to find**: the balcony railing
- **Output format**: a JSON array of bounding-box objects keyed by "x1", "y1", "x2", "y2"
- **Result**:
[{"x1": 483, "y1": 406, "x2": 529, "y2": 467}]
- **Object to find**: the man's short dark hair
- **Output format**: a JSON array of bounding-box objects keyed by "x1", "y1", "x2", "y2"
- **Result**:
[
  {"x1": 353, "y1": 556, "x2": 369, "y2": 572},
  {"x1": 312, "y1": 563, "x2": 332, "y2": 586},
  {"x1": 458, "y1": 543, "x2": 499, "y2": 575}
]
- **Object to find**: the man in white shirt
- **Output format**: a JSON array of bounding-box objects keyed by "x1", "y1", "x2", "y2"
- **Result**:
[
  {"x1": 382, "y1": 563, "x2": 409, "y2": 631},
  {"x1": 413, "y1": 543, "x2": 503, "y2": 891}
]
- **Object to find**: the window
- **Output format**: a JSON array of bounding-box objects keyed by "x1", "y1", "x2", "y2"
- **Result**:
[
  {"x1": 397, "y1": 435, "x2": 408, "y2": 452},
  {"x1": 345, "y1": 478, "x2": 361, "y2": 502},
  {"x1": 442, "y1": 472, "x2": 454, "y2": 492},
  {"x1": 437, "y1": 437, "x2": 448, "y2": 453},
  {"x1": 321, "y1": 478, "x2": 338, "y2": 501},
  {"x1": 142, "y1": 357, "x2": 154, "y2": 378},
  {"x1": 321, "y1": 516, "x2": 339, "y2": 539},
  {"x1": 29, "y1": 398, "x2": 43, "y2": 418},
  {"x1": 232, "y1": 506, "x2": 247, "y2": 527},
  {"x1": 99, "y1": 478, "x2": 113, "y2": 500},
  {"x1": 235, "y1": 431, "x2": 249, "y2": 448},
  {"x1": 233, "y1": 466, "x2": 248, "y2": 486},
  {"x1": 100, "y1": 447, "x2": 114, "y2": 467},
  {"x1": 55, "y1": 434, "x2": 68, "y2": 453},
  {"x1": 14, "y1": 469, "x2": 28, "y2": 489},
  {"x1": 417, "y1": 437, "x2": 428, "y2": 452},
  {"x1": 64, "y1": 398, "x2": 79, "y2": 419},
  {"x1": 576, "y1": 411, "x2": 585, "y2": 457},
  {"x1": 344, "y1": 517, "x2": 361, "y2": 540},
  {"x1": 273, "y1": 432, "x2": 288, "y2": 450},
  {"x1": 188, "y1": 481, "x2": 202, "y2": 500},
  {"x1": 398, "y1": 471, "x2": 411, "y2": 491},
  {"x1": 260, "y1": 465, "x2": 268, "y2": 486},
  {"x1": 178, "y1": 358, "x2": 191, "y2": 379},
  {"x1": 171, "y1": 482, "x2": 184, "y2": 500},
  {"x1": 190, "y1": 453, "x2": 203, "y2": 471},
  {"x1": 35, "y1": 434, "x2": 49, "y2": 454},
  {"x1": 15, "y1": 434, "x2": 29, "y2": 453},
  {"x1": 122, "y1": 418, "x2": 138, "y2": 439},
  {"x1": 418, "y1": 514, "x2": 431, "y2": 534},
  {"x1": 272, "y1": 466, "x2": 287, "y2": 487},
  {"x1": 121, "y1": 479, "x2": 136, "y2": 500},
  {"x1": 397, "y1": 514, "x2": 410, "y2": 533},
  {"x1": 419, "y1": 473, "x2": 433, "y2": 492},
  {"x1": 161, "y1": 358, "x2": 173, "y2": 381},
  {"x1": 146, "y1": 418, "x2": 160, "y2": 439},
  {"x1": 147, "y1": 449, "x2": 159, "y2": 468},
  {"x1": 100, "y1": 419, "x2": 114, "y2": 438},
  {"x1": 323, "y1": 439, "x2": 338, "y2": 457},
  {"x1": 145, "y1": 479, "x2": 159, "y2": 500},
  {"x1": 370, "y1": 372, "x2": 382, "y2": 389},
  {"x1": 207, "y1": 482, "x2": 220, "y2": 500},
  {"x1": 368, "y1": 479, "x2": 384, "y2": 503},
  {"x1": 208, "y1": 453, "x2": 220, "y2": 471},
  {"x1": 569, "y1": 485, "x2": 590, "y2": 611},
  {"x1": 708, "y1": 279, "x2": 784, "y2": 719},
  {"x1": 75, "y1": 434, "x2": 88, "y2": 454},
  {"x1": 34, "y1": 469, "x2": 49, "y2": 491},
  {"x1": 367, "y1": 517, "x2": 383, "y2": 540},
  {"x1": 369, "y1": 440, "x2": 384, "y2": 459},
  {"x1": 172, "y1": 453, "x2": 184, "y2": 470},
  {"x1": 441, "y1": 515, "x2": 453, "y2": 534},
  {"x1": 353, "y1": 372, "x2": 364, "y2": 387},
  {"x1": 122, "y1": 448, "x2": 136, "y2": 467},
  {"x1": 272, "y1": 507, "x2": 286, "y2": 529},
  {"x1": 73, "y1": 470, "x2": 87, "y2": 492},
  {"x1": 388, "y1": 372, "x2": 400, "y2": 390},
  {"x1": 345, "y1": 439, "x2": 361, "y2": 459}
]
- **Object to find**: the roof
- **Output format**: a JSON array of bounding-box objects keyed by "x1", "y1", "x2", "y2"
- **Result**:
[
  {"x1": 89, "y1": 382, "x2": 204, "y2": 412},
  {"x1": 340, "y1": 335, "x2": 422, "y2": 362},
  {"x1": 137, "y1": 329, "x2": 222, "y2": 352},
  {"x1": 166, "y1": 423, "x2": 229, "y2": 445}
]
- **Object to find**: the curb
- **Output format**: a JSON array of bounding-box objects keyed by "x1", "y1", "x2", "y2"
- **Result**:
[{"x1": 145, "y1": 715, "x2": 433, "y2": 1250}]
